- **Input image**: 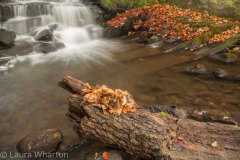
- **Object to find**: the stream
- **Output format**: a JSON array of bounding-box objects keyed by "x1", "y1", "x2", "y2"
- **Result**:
[{"x1": 0, "y1": 0, "x2": 240, "y2": 159}]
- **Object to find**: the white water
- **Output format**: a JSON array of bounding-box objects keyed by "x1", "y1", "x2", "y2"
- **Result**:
[
  {"x1": 1, "y1": 0, "x2": 122, "y2": 73},
  {"x1": 3, "y1": 2, "x2": 92, "y2": 34}
]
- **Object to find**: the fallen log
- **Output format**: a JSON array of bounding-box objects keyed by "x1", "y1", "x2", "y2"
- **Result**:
[{"x1": 59, "y1": 76, "x2": 240, "y2": 160}]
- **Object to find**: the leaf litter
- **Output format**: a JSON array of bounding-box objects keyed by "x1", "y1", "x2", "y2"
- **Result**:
[
  {"x1": 80, "y1": 83, "x2": 136, "y2": 115},
  {"x1": 106, "y1": 4, "x2": 240, "y2": 48}
]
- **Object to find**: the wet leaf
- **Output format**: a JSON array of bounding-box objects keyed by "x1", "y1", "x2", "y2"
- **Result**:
[
  {"x1": 81, "y1": 82, "x2": 136, "y2": 115},
  {"x1": 211, "y1": 141, "x2": 218, "y2": 148},
  {"x1": 169, "y1": 130, "x2": 177, "y2": 138},
  {"x1": 102, "y1": 151, "x2": 109, "y2": 160},
  {"x1": 106, "y1": 4, "x2": 240, "y2": 49}
]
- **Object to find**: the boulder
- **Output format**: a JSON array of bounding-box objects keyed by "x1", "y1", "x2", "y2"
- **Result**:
[
  {"x1": 16, "y1": 129, "x2": 63, "y2": 153},
  {"x1": 30, "y1": 27, "x2": 53, "y2": 41},
  {"x1": 103, "y1": 18, "x2": 134, "y2": 38},
  {"x1": 0, "y1": 29, "x2": 16, "y2": 47}
]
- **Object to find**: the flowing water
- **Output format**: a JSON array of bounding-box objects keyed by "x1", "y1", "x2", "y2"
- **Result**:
[{"x1": 0, "y1": 0, "x2": 240, "y2": 159}]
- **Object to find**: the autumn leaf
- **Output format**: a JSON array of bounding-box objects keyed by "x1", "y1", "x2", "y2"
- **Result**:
[
  {"x1": 102, "y1": 151, "x2": 109, "y2": 160},
  {"x1": 81, "y1": 82, "x2": 136, "y2": 115},
  {"x1": 106, "y1": 4, "x2": 240, "y2": 49},
  {"x1": 211, "y1": 141, "x2": 218, "y2": 148}
]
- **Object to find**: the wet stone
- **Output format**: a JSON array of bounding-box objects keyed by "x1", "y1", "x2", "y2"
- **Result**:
[
  {"x1": 30, "y1": 27, "x2": 53, "y2": 42},
  {"x1": 16, "y1": 129, "x2": 63, "y2": 153},
  {"x1": 48, "y1": 23, "x2": 60, "y2": 31},
  {"x1": 148, "y1": 41, "x2": 163, "y2": 48},
  {"x1": 0, "y1": 29, "x2": 16, "y2": 48},
  {"x1": 164, "y1": 38, "x2": 178, "y2": 44},
  {"x1": 185, "y1": 64, "x2": 207, "y2": 75},
  {"x1": 35, "y1": 42, "x2": 65, "y2": 54},
  {"x1": 209, "y1": 52, "x2": 239, "y2": 63},
  {"x1": 213, "y1": 68, "x2": 228, "y2": 78}
]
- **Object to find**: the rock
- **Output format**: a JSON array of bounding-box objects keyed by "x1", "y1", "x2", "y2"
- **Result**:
[
  {"x1": 213, "y1": 68, "x2": 228, "y2": 78},
  {"x1": 185, "y1": 64, "x2": 208, "y2": 75},
  {"x1": 16, "y1": 129, "x2": 63, "y2": 153},
  {"x1": 35, "y1": 29, "x2": 53, "y2": 41},
  {"x1": 231, "y1": 47, "x2": 240, "y2": 55},
  {"x1": 30, "y1": 27, "x2": 53, "y2": 41},
  {"x1": 164, "y1": 38, "x2": 178, "y2": 44},
  {"x1": 0, "y1": 29, "x2": 16, "y2": 47},
  {"x1": 0, "y1": 5, "x2": 14, "y2": 22},
  {"x1": 103, "y1": 18, "x2": 134, "y2": 38},
  {"x1": 35, "y1": 42, "x2": 65, "y2": 54},
  {"x1": 188, "y1": 110, "x2": 238, "y2": 126},
  {"x1": 0, "y1": 56, "x2": 13, "y2": 66},
  {"x1": 164, "y1": 41, "x2": 191, "y2": 53},
  {"x1": 148, "y1": 41, "x2": 163, "y2": 48},
  {"x1": 209, "y1": 52, "x2": 239, "y2": 63},
  {"x1": 48, "y1": 23, "x2": 60, "y2": 31}
]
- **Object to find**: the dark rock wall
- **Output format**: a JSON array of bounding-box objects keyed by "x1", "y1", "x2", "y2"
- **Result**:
[{"x1": 0, "y1": 4, "x2": 14, "y2": 22}]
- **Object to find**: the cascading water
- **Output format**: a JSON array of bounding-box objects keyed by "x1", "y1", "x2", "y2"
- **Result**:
[
  {"x1": 52, "y1": 4, "x2": 94, "y2": 26},
  {"x1": 3, "y1": 1, "x2": 93, "y2": 34},
  {"x1": 1, "y1": 0, "x2": 121, "y2": 71},
  {"x1": 13, "y1": 4, "x2": 27, "y2": 17},
  {"x1": 0, "y1": 0, "x2": 126, "y2": 156}
]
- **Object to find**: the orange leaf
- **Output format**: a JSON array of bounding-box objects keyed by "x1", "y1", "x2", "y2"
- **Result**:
[{"x1": 102, "y1": 151, "x2": 109, "y2": 160}]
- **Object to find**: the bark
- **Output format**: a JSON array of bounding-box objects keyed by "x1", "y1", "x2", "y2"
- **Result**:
[{"x1": 59, "y1": 76, "x2": 240, "y2": 160}]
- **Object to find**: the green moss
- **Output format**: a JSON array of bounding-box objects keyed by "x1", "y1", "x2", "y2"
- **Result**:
[
  {"x1": 158, "y1": 112, "x2": 169, "y2": 117},
  {"x1": 222, "y1": 33, "x2": 240, "y2": 47},
  {"x1": 189, "y1": 20, "x2": 214, "y2": 28},
  {"x1": 190, "y1": 23, "x2": 236, "y2": 47},
  {"x1": 224, "y1": 52, "x2": 238, "y2": 59},
  {"x1": 101, "y1": 0, "x2": 162, "y2": 10}
]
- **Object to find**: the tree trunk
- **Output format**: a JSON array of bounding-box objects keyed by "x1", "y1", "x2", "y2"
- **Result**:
[{"x1": 59, "y1": 76, "x2": 240, "y2": 160}]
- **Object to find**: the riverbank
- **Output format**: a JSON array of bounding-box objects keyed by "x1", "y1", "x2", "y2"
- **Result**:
[
  {"x1": 103, "y1": 3, "x2": 240, "y2": 64},
  {"x1": 99, "y1": 0, "x2": 240, "y2": 20}
]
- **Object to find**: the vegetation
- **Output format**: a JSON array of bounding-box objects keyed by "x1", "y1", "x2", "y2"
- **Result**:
[
  {"x1": 101, "y1": 0, "x2": 165, "y2": 10},
  {"x1": 106, "y1": 4, "x2": 240, "y2": 50}
]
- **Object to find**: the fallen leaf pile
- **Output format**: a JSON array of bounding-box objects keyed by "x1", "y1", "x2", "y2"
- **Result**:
[
  {"x1": 209, "y1": 26, "x2": 240, "y2": 43},
  {"x1": 106, "y1": 4, "x2": 240, "y2": 46},
  {"x1": 80, "y1": 83, "x2": 136, "y2": 115}
]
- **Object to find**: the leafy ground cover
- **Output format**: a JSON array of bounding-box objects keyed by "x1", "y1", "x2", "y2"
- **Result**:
[{"x1": 106, "y1": 4, "x2": 240, "y2": 50}]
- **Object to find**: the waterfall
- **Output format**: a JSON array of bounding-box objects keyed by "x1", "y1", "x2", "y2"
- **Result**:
[
  {"x1": 52, "y1": 5, "x2": 94, "y2": 27},
  {"x1": 0, "y1": 0, "x2": 119, "y2": 70},
  {"x1": 3, "y1": 0, "x2": 95, "y2": 34},
  {"x1": 13, "y1": 5, "x2": 28, "y2": 17}
]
